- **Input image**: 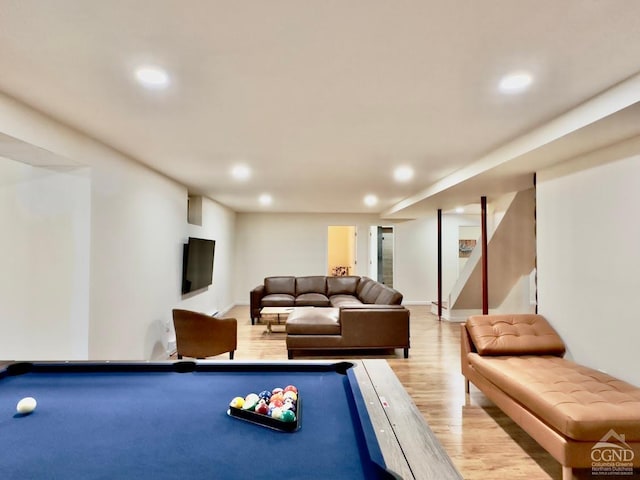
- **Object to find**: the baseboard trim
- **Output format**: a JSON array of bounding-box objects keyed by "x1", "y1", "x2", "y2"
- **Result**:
[
  {"x1": 165, "y1": 347, "x2": 177, "y2": 359},
  {"x1": 442, "y1": 310, "x2": 479, "y2": 322},
  {"x1": 430, "y1": 304, "x2": 481, "y2": 322},
  {"x1": 216, "y1": 303, "x2": 237, "y2": 317}
]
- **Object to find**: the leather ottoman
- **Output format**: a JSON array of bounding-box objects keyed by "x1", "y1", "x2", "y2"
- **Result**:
[{"x1": 285, "y1": 307, "x2": 340, "y2": 335}]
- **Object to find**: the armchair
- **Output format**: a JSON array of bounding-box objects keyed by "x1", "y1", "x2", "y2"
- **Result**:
[{"x1": 172, "y1": 309, "x2": 237, "y2": 360}]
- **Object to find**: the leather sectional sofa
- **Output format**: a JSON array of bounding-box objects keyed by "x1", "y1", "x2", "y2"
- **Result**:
[
  {"x1": 461, "y1": 314, "x2": 640, "y2": 480},
  {"x1": 250, "y1": 275, "x2": 404, "y2": 323},
  {"x1": 250, "y1": 275, "x2": 410, "y2": 358}
]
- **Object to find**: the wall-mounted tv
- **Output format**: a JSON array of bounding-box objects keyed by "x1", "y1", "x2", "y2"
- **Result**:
[{"x1": 181, "y1": 237, "x2": 215, "y2": 294}]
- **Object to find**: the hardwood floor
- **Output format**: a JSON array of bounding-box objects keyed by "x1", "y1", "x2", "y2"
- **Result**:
[{"x1": 214, "y1": 305, "x2": 562, "y2": 479}]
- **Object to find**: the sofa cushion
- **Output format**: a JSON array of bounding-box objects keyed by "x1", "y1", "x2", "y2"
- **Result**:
[
  {"x1": 466, "y1": 314, "x2": 566, "y2": 356},
  {"x1": 261, "y1": 294, "x2": 295, "y2": 307},
  {"x1": 286, "y1": 307, "x2": 340, "y2": 335},
  {"x1": 361, "y1": 282, "x2": 383, "y2": 304},
  {"x1": 329, "y1": 294, "x2": 363, "y2": 308},
  {"x1": 356, "y1": 277, "x2": 374, "y2": 297},
  {"x1": 296, "y1": 276, "x2": 327, "y2": 296},
  {"x1": 468, "y1": 354, "x2": 640, "y2": 441},
  {"x1": 264, "y1": 276, "x2": 296, "y2": 296},
  {"x1": 375, "y1": 286, "x2": 403, "y2": 305},
  {"x1": 295, "y1": 293, "x2": 330, "y2": 307},
  {"x1": 326, "y1": 276, "x2": 360, "y2": 296}
]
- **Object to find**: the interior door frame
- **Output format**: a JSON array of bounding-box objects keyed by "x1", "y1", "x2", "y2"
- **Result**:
[{"x1": 371, "y1": 225, "x2": 394, "y2": 286}]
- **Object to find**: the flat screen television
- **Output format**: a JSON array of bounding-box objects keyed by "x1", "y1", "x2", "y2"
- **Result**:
[{"x1": 181, "y1": 237, "x2": 215, "y2": 294}]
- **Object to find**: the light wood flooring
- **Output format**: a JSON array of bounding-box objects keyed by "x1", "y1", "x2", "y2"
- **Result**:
[{"x1": 215, "y1": 305, "x2": 562, "y2": 479}]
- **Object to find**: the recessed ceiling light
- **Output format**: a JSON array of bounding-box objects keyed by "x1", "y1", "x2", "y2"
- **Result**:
[
  {"x1": 135, "y1": 65, "x2": 170, "y2": 89},
  {"x1": 499, "y1": 71, "x2": 533, "y2": 94},
  {"x1": 364, "y1": 194, "x2": 378, "y2": 207},
  {"x1": 230, "y1": 164, "x2": 251, "y2": 181},
  {"x1": 259, "y1": 194, "x2": 272, "y2": 206},
  {"x1": 455, "y1": 207, "x2": 465, "y2": 214},
  {"x1": 393, "y1": 166, "x2": 414, "y2": 182}
]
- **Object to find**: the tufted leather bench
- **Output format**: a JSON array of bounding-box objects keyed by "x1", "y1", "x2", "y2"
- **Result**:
[{"x1": 461, "y1": 314, "x2": 640, "y2": 480}]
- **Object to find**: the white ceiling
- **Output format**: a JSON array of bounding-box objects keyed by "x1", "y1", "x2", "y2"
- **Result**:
[{"x1": 1, "y1": 0, "x2": 640, "y2": 217}]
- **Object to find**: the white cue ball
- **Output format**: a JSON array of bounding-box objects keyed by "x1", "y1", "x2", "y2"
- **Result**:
[{"x1": 16, "y1": 396, "x2": 37, "y2": 415}]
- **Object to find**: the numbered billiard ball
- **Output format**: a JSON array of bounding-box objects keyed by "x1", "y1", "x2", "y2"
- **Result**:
[
  {"x1": 258, "y1": 390, "x2": 272, "y2": 402},
  {"x1": 283, "y1": 391, "x2": 297, "y2": 402},
  {"x1": 242, "y1": 393, "x2": 259, "y2": 411},
  {"x1": 281, "y1": 410, "x2": 296, "y2": 422},
  {"x1": 255, "y1": 402, "x2": 269, "y2": 415},
  {"x1": 270, "y1": 392, "x2": 284, "y2": 404},
  {"x1": 283, "y1": 385, "x2": 298, "y2": 394}
]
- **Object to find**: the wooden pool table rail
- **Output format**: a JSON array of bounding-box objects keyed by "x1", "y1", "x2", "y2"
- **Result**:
[{"x1": 353, "y1": 359, "x2": 462, "y2": 480}]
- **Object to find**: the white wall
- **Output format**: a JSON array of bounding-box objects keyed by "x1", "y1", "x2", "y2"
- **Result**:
[
  {"x1": 0, "y1": 93, "x2": 236, "y2": 360},
  {"x1": 234, "y1": 212, "x2": 476, "y2": 306},
  {"x1": 86, "y1": 150, "x2": 187, "y2": 360},
  {"x1": 234, "y1": 213, "x2": 380, "y2": 302},
  {"x1": 458, "y1": 225, "x2": 481, "y2": 275},
  {"x1": 0, "y1": 159, "x2": 90, "y2": 359},
  {"x1": 537, "y1": 139, "x2": 640, "y2": 386},
  {"x1": 392, "y1": 216, "x2": 438, "y2": 304},
  {"x1": 442, "y1": 214, "x2": 481, "y2": 298},
  {"x1": 182, "y1": 197, "x2": 236, "y2": 316},
  {"x1": 368, "y1": 225, "x2": 378, "y2": 280}
]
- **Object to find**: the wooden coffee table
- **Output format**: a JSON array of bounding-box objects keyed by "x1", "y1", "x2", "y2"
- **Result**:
[{"x1": 259, "y1": 306, "x2": 294, "y2": 333}]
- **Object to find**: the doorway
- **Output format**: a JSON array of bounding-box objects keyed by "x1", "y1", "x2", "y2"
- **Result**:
[
  {"x1": 457, "y1": 225, "x2": 480, "y2": 275},
  {"x1": 327, "y1": 226, "x2": 356, "y2": 276},
  {"x1": 369, "y1": 226, "x2": 394, "y2": 287}
]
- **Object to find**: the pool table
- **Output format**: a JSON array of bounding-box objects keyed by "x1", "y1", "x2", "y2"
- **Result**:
[{"x1": 0, "y1": 359, "x2": 461, "y2": 480}]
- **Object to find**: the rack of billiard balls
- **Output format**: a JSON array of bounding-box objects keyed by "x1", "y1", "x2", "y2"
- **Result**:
[{"x1": 228, "y1": 385, "x2": 300, "y2": 432}]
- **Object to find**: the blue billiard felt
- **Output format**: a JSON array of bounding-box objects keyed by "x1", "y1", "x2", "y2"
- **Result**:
[{"x1": 0, "y1": 363, "x2": 397, "y2": 480}]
